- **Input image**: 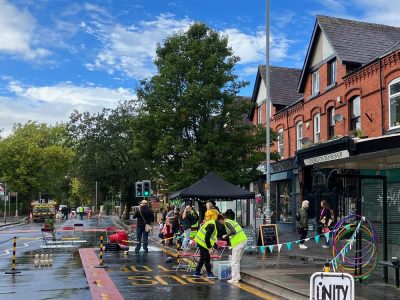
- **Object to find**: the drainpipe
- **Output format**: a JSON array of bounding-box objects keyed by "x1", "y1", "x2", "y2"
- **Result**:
[
  {"x1": 287, "y1": 109, "x2": 291, "y2": 157},
  {"x1": 379, "y1": 58, "x2": 385, "y2": 135}
]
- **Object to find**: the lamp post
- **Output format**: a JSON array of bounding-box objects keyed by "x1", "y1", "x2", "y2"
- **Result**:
[{"x1": 264, "y1": 0, "x2": 271, "y2": 223}]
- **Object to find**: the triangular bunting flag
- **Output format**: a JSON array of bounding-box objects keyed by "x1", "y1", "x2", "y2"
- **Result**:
[
  {"x1": 324, "y1": 232, "x2": 330, "y2": 242},
  {"x1": 286, "y1": 242, "x2": 292, "y2": 251},
  {"x1": 314, "y1": 235, "x2": 320, "y2": 244},
  {"x1": 333, "y1": 259, "x2": 338, "y2": 269},
  {"x1": 295, "y1": 240, "x2": 300, "y2": 244},
  {"x1": 268, "y1": 245, "x2": 274, "y2": 253},
  {"x1": 260, "y1": 246, "x2": 266, "y2": 253},
  {"x1": 305, "y1": 238, "x2": 310, "y2": 242},
  {"x1": 345, "y1": 224, "x2": 351, "y2": 230},
  {"x1": 278, "y1": 244, "x2": 283, "y2": 253}
]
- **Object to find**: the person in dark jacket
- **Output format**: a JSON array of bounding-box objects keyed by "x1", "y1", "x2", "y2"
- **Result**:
[
  {"x1": 320, "y1": 200, "x2": 333, "y2": 248},
  {"x1": 192, "y1": 215, "x2": 222, "y2": 279},
  {"x1": 298, "y1": 200, "x2": 309, "y2": 249},
  {"x1": 132, "y1": 200, "x2": 154, "y2": 253},
  {"x1": 181, "y1": 205, "x2": 198, "y2": 249}
]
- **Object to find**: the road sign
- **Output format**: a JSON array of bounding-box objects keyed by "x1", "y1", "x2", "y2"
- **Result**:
[{"x1": 310, "y1": 272, "x2": 354, "y2": 300}]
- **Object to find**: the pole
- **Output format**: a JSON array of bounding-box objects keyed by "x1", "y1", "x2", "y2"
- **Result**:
[
  {"x1": 8, "y1": 192, "x2": 10, "y2": 217},
  {"x1": 95, "y1": 235, "x2": 108, "y2": 268},
  {"x1": 95, "y1": 181, "x2": 98, "y2": 215},
  {"x1": 15, "y1": 192, "x2": 18, "y2": 219},
  {"x1": 5, "y1": 236, "x2": 21, "y2": 274},
  {"x1": 264, "y1": 0, "x2": 271, "y2": 223},
  {"x1": 4, "y1": 183, "x2": 7, "y2": 223}
]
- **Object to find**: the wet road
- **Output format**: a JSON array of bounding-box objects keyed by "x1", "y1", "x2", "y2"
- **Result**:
[{"x1": 0, "y1": 217, "x2": 276, "y2": 300}]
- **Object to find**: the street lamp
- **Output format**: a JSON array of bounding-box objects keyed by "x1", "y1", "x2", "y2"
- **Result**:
[{"x1": 264, "y1": 0, "x2": 271, "y2": 223}]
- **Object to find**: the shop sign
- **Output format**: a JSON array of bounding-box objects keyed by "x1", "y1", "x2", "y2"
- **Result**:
[
  {"x1": 310, "y1": 272, "x2": 354, "y2": 300},
  {"x1": 304, "y1": 150, "x2": 349, "y2": 166},
  {"x1": 271, "y1": 159, "x2": 296, "y2": 173}
]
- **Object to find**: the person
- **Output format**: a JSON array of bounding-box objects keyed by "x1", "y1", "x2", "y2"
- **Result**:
[
  {"x1": 78, "y1": 206, "x2": 84, "y2": 220},
  {"x1": 298, "y1": 200, "x2": 309, "y2": 249},
  {"x1": 181, "y1": 205, "x2": 198, "y2": 250},
  {"x1": 204, "y1": 201, "x2": 219, "y2": 222},
  {"x1": 132, "y1": 199, "x2": 154, "y2": 253},
  {"x1": 218, "y1": 214, "x2": 247, "y2": 284},
  {"x1": 224, "y1": 209, "x2": 235, "y2": 221},
  {"x1": 193, "y1": 215, "x2": 221, "y2": 279},
  {"x1": 320, "y1": 200, "x2": 333, "y2": 248},
  {"x1": 161, "y1": 218, "x2": 173, "y2": 246},
  {"x1": 61, "y1": 206, "x2": 68, "y2": 220},
  {"x1": 171, "y1": 207, "x2": 181, "y2": 235}
]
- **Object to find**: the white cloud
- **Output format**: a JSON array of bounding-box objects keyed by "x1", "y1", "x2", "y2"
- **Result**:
[
  {"x1": 354, "y1": 0, "x2": 400, "y2": 26},
  {"x1": 0, "y1": 81, "x2": 136, "y2": 135},
  {"x1": 0, "y1": 0, "x2": 51, "y2": 60},
  {"x1": 85, "y1": 14, "x2": 192, "y2": 78},
  {"x1": 222, "y1": 28, "x2": 292, "y2": 64}
]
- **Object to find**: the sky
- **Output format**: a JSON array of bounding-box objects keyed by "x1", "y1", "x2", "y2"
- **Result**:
[{"x1": 1, "y1": 0, "x2": 400, "y2": 135}]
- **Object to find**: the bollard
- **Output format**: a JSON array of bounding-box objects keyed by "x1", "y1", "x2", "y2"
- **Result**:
[
  {"x1": 324, "y1": 260, "x2": 330, "y2": 272},
  {"x1": 5, "y1": 237, "x2": 21, "y2": 274},
  {"x1": 95, "y1": 235, "x2": 108, "y2": 268}
]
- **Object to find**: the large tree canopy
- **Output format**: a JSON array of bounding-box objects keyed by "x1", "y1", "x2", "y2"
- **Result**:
[
  {"x1": 67, "y1": 101, "x2": 149, "y2": 208},
  {"x1": 136, "y1": 23, "x2": 271, "y2": 192},
  {"x1": 0, "y1": 122, "x2": 73, "y2": 202}
]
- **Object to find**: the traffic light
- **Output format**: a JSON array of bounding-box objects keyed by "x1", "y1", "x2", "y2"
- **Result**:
[
  {"x1": 142, "y1": 180, "x2": 151, "y2": 197},
  {"x1": 135, "y1": 181, "x2": 143, "y2": 197}
]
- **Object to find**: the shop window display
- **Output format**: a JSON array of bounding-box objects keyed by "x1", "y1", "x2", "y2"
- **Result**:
[{"x1": 278, "y1": 182, "x2": 292, "y2": 222}]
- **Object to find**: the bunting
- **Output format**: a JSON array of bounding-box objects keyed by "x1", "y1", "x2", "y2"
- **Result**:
[
  {"x1": 268, "y1": 245, "x2": 274, "y2": 253},
  {"x1": 278, "y1": 244, "x2": 283, "y2": 253},
  {"x1": 286, "y1": 242, "x2": 292, "y2": 251},
  {"x1": 314, "y1": 235, "x2": 320, "y2": 244}
]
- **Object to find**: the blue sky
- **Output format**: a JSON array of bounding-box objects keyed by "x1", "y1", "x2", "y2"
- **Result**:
[{"x1": 0, "y1": 0, "x2": 399, "y2": 135}]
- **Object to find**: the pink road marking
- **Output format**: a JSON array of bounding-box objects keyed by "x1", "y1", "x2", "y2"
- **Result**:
[{"x1": 79, "y1": 248, "x2": 124, "y2": 300}]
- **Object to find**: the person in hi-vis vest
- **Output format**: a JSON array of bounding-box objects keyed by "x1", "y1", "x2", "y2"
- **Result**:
[
  {"x1": 193, "y1": 216, "x2": 223, "y2": 279},
  {"x1": 219, "y1": 214, "x2": 247, "y2": 284}
]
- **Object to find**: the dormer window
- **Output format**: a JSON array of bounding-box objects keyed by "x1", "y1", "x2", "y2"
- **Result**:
[
  {"x1": 312, "y1": 70, "x2": 319, "y2": 95},
  {"x1": 327, "y1": 60, "x2": 336, "y2": 86}
]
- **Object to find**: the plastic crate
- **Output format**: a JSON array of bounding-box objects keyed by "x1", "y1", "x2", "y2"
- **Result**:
[{"x1": 212, "y1": 261, "x2": 231, "y2": 280}]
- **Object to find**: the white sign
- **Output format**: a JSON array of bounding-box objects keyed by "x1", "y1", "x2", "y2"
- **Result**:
[
  {"x1": 304, "y1": 150, "x2": 349, "y2": 166},
  {"x1": 310, "y1": 272, "x2": 354, "y2": 300}
]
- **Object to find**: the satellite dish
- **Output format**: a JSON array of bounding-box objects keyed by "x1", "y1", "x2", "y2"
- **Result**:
[{"x1": 334, "y1": 114, "x2": 344, "y2": 122}]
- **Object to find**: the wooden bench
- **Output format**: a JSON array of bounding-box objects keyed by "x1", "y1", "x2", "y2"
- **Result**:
[{"x1": 379, "y1": 261, "x2": 399, "y2": 288}]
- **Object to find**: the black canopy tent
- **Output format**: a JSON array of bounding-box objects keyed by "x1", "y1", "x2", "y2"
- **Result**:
[
  {"x1": 169, "y1": 172, "x2": 255, "y2": 226},
  {"x1": 169, "y1": 172, "x2": 254, "y2": 200}
]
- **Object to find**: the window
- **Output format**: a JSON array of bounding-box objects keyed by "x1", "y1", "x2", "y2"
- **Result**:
[
  {"x1": 312, "y1": 70, "x2": 319, "y2": 95},
  {"x1": 350, "y1": 96, "x2": 361, "y2": 130},
  {"x1": 296, "y1": 121, "x2": 303, "y2": 150},
  {"x1": 389, "y1": 78, "x2": 400, "y2": 128},
  {"x1": 328, "y1": 107, "x2": 335, "y2": 138},
  {"x1": 257, "y1": 105, "x2": 262, "y2": 124},
  {"x1": 313, "y1": 113, "x2": 320, "y2": 143},
  {"x1": 277, "y1": 129, "x2": 284, "y2": 158},
  {"x1": 327, "y1": 60, "x2": 336, "y2": 86}
]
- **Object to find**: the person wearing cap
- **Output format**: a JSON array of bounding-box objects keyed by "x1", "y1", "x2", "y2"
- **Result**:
[{"x1": 132, "y1": 199, "x2": 154, "y2": 253}]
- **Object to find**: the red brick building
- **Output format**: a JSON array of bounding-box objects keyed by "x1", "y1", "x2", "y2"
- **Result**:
[{"x1": 249, "y1": 16, "x2": 400, "y2": 271}]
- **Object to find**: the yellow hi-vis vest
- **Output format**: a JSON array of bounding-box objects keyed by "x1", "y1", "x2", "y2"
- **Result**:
[
  {"x1": 194, "y1": 220, "x2": 217, "y2": 249},
  {"x1": 225, "y1": 219, "x2": 247, "y2": 248}
]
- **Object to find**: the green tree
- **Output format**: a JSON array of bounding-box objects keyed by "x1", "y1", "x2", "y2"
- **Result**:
[
  {"x1": 136, "y1": 23, "x2": 270, "y2": 192},
  {"x1": 0, "y1": 122, "x2": 74, "y2": 207},
  {"x1": 67, "y1": 101, "x2": 149, "y2": 213}
]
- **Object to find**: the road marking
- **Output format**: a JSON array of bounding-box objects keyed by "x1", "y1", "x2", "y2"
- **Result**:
[
  {"x1": 101, "y1": 293, "x2": 110, "y2": 300},
  {"x1": 235, "y1": 282, "x2": 277, "y2": 300}
]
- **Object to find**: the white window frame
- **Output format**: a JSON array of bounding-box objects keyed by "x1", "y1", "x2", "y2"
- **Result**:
[
  {"x1": 277, "y1": 129, "x2": 284, "y2": 158},
  {"x1": 312, "y1": 70, "x2": 319, "y2": 95},
  {"x1": 389, "y1": 78, "x2": 400, "y2": 129},
  {"x1": 257, "y1": 105, "x2": 262, "y2": 124},
  {"x1": 328, "y1": 60, "x2": 336, "y2": 86},
  {"x1": 350, "y1": 96, "x2": 361, "y2": 130},
  {"x1": 296, "y1": 121, "x2": 303, "y2": 150},
  {"x1": 313, "y1": 113, "x2": 320, "y2": 143}
]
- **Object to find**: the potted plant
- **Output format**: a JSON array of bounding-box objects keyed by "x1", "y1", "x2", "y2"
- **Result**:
[{"x1": 44, "y1": 218, "x2": 56, "y2": 240}]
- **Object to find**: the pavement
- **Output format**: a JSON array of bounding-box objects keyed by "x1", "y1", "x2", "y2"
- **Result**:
[{"x1": 238, "y1": 231, "x2": 400, "y2": 300}]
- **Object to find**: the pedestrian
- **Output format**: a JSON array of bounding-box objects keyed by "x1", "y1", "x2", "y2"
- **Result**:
[
  {"x1": 181, "y1": 205, "x2": 198, "y2": 250},
  {"x1": 61, "y1": 206, "x2": 67, "y2": 220},
  {"x1": 78, "y1": 206, "x2": 84, "y2": 220},
  {"x1": 224, "y1": 209, "x2": 235, "y2": 221},
  {"x1": 320, "y1": 200, "x2": 333, "y2": 248},
  {"x1": 204, "y1": 201, "x2": 219, "y2": 222},
  {"x1": 298, "y1": 200, "x2": 309, "y2": 249},
  {"x1": 132, "y1": 199, "x2": 154, "y2": 253},
  {"x1": 218, "y1": 214, "x2": 247, "y2": 284},
  {"x1": 192, "y1": 215, "x2": 221, "y2": 279}
]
